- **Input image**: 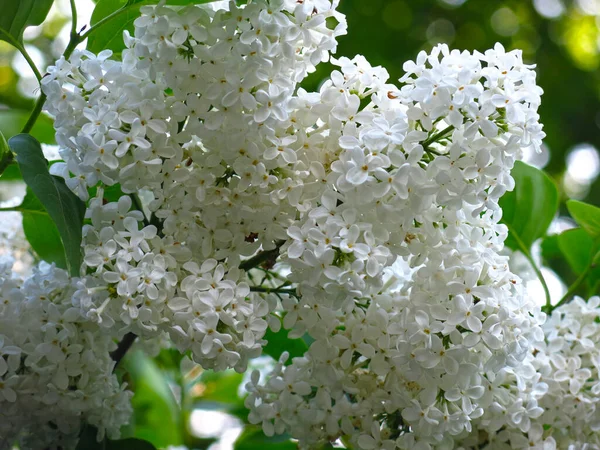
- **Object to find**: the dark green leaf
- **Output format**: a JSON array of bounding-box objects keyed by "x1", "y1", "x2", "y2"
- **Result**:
[
  {"x1": 0, "y1": 131, "x2": 11, "y2": 176},
  {"x1": 76, "y1": 425, "x2": 158, "y2": 450},
  {"x1": 195, "y1": 370, "x2": 244, "y2": 404},
  {"x1": 499, "y1": 161, "x2": 559, "y2": 251},
  {"x1": 75, "y1": 424, "x2": 102, "y2": 450},
  {"x1": 14, "y1": 189, "x2": 68, "y2": 269},
  {"x1": 184, "y1": 436, "x2": 219, "y2": 450},
  {"x1": 0, "y1": 0, "x2": 53, "y2": 45},
  {"x1": 123, "y1": 350, "x2": 184, "y2": 447},
  {"x1": 151, "y1": 347, "x2": 185, "y2": 392},
  {"x1": 190, "y1": 369, "x2": 248, "y2": 420},
  {"x1": 0, "y1": 110, "x2": 56, "y2": 144},
  {"x1": 9, "y1": 134, "x2": 85, "y2": 276},
  {"x1": 87, "y1": 0, "x2": 139, "y2": 56},
  {"x1": 567, "y1": 200, "x2": 600, "y2": 240},
  {"x1": 540, "y1": 234, "x2": 561, "y2": 261},
  {"x1": 23, "y1": 212, "x2": 66, "y2": 268},
  {"x1": 153, "y1": 347, "x2": 185, "y2": 373},
  {"x1": 556, "y1": 228, "x2": 600, "y2": 290},
  {"x1": 263, "y1": 320, "x2": 309, "y2": 365},
  {"x1": 557, "y1": 228, "x2": 597, "y2": 275},
  {"x1": 234, "y1": 426, "x2": 297, "y2": 450}
]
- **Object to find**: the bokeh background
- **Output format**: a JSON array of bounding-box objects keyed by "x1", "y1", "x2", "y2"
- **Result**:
[{"x1": 0, "y1": 0, "x2": 598, "y2": 448}]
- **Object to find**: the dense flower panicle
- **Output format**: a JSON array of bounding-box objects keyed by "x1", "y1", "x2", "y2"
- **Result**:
[
  {"x1": 0, "y1": 0, "x2": 567, "y2": 447},
  {"x1": 453, "y1": 297, "x2": 600, "y2": 450},
  {"x1": 0, "y1": 261, "x2": 131, "y2": 449},
  {"x1": 41, "y1": 0, "x2": 346, "y2": 375},
  {"x1": 245, "y1": 45, "x2": 546, "y2": 448}
]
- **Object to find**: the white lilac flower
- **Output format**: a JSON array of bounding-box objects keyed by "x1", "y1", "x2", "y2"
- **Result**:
[
  {"x1": 453, "y1": 297, "x2": 600, "y2": 450},
  {"x1": 0, "y1": 262, "x2": 132, "y2": 449},
  {"x1": 15, "y1": 0, "x2": 556, "y2": 447}
]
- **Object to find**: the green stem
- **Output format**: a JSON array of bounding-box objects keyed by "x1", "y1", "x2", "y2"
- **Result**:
[
  {"x1": 21, "y1": 93, "x2": 46, "y2": 133},
  {"x1": 508, "y1": 226, "x2": 552, "y2": 311},
  {"x1": 424, "y1": 147, "x2": 443, "y2": 157},
  {"x1": 422, "y1": 125, "x2": 454, "y2": 148},
  {"x1": 69, "y1": 0, "x2": 78, "y2": 38}
]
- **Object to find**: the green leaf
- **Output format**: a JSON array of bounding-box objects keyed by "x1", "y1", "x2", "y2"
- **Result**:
[
  {"x1": 234, "y1": 426, "x2": 297, "y2": 450},
  {"x1": 153, "y1": 347, "x2": 185, "y2": 373},
  {"x1": 87, "y1": 0, "x2": 220, "y2": 55},
  {"x1": 9, "y1": 134, "x2": 85, "y2": 276},
  {"x1": 556, "y1": 228, "x2": 600, "y2": 288},
  {"x1": 0, "y1": 0, "x2": 54, "y2": 45},
  {"x1": 557, "y1": 228, "x2": 596, "y2": 275},
  {"x1": 195, "y1": 370, "x2": 244, "y2": 404},
  {"x1": 262, "y1": 320, "x2": 309, "y2": 365},
  {"x1": 567, "y1": 200, "x2": 600, "y2": 240},
  {"x1": 0, "y1": 110, "x2": 56, "y2": 144},
  {"x1": 499, "y1": 161, "x2": 559, "y2": 251},
  {"x1": 13, "y1": 189, "x2": 68, "y2": 269},
  {"x1": 75, "y1": 425, "x2": 102, "y2": 450},
  {"x1": 123, "y1": 350, "x2": 184, "y2": 448},
  {"x1": 23, "y1": 212, "x2": 66, "y2": 268},
  {"x1": 540, "y1": 233, "x2": 561, "y2": 261},
  {"x1": 0, "y1": 131, "x2": 11, "y2": 176},
  {"x1": 87, "y1": 0, "x2": 139, "y2": 56},
  {"x1": 76, "y1": 425, "x2": 158, "y2": 450}
]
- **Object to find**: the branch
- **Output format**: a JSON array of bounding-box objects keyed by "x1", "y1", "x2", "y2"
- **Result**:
[
  {"x1": 239, "y1": 240, "x2": 285, "y2": 271},
  {"x1": 110, "y1": 332, "x2": 137, "y2": 370},
  {"x1": 250, "y1": 286, "x2": 298, "y2": 296}
]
